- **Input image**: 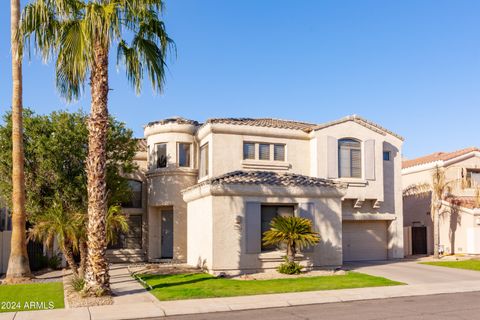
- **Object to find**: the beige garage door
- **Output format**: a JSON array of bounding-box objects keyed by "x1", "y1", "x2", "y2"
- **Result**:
[{"x1": 343, "y1": 221, "x2": 388, "y2": 262}]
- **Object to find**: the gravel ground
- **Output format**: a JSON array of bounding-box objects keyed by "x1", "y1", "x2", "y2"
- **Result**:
[{"x1": 63, "y1": 272, "x2": 113, "y2": 308}]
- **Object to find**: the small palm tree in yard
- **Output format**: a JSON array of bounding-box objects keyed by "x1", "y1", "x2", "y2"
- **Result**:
[
  {"x1": 29, "y1": 202, "x2": 83, "y2": 277},
  {"x1": 19, "y1": 0, "x2": 173, "y2": 295},
  {"x1": 263, "y1": 216, "x2": 320, "y2": 274}
]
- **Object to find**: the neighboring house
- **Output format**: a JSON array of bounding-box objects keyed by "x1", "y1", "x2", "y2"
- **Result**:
[
  {"x1": 402, "y1": 147, "x2": 480, "y2": 256},
  {"x1": 118, "y1": 115, "x2": 404, "y2": 274}
]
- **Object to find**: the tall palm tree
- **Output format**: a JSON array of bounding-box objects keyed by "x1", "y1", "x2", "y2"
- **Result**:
[
  {"x1": 404, "y1": 166, "x2": 455, "y2": 259},
  {"x1": 263, "y1": 216, "x2": 320, "y2": 263},
  {"x1": 19, "y1": 0, "x2": 173, "y2": 295},
  {"x1": 5, "y1": 0, "x2": 32, "y2": 283},
  {"x1": 78, "y1": 205, "x2": 129, "y2": 278}
]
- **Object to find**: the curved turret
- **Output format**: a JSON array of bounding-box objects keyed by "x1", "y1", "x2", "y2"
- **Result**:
[{"x1": 144, "y1": 117, "x2": 200, "y2": 261}]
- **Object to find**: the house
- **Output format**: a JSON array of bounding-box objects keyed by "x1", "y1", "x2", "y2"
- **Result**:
[
  {"x1": 113, "y1": 115, "x2": 404, "y2": 274},
  {"x1": 402, "y1": 147, "x2": 480, "y2": 256}
]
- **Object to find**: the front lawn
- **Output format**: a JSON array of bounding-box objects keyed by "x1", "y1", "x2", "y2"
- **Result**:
[
  {"x1": 137, "y1": 272, "x2": 403, "y2": 301},
  {"x1": 0, "y1": 282, "x2": 64, "y2": 313},
  {"x1": 421, "y1": 259, "x2": 480, "y2": 271}
]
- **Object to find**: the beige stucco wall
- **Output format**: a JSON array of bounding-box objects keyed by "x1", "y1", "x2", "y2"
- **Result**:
[
  {"x1": 438, "y1": 205, "x2": 471, "y2": 254},
  {"x1": 184, "y1": 184, "x2": 345, "y2": 274},
  {"x1": 187, "y1": 196, "x2": 213, "y2": 268}
]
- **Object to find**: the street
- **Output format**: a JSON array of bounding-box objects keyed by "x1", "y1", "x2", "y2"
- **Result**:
[{"x1": 158, "y1": 291, "x2": 480, "y2": 320}]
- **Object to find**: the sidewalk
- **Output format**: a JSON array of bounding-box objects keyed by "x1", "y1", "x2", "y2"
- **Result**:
[{"x1": 3, "y1": 266, "x2": 480, "y2": 320}]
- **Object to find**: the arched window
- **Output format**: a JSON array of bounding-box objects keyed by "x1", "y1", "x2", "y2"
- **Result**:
[
  {"x1": 338, "y1": 139, "x2": 361, "y2": 178},
  {"x1": 122, "y1": 180, "x2": 143, "y2": 208}
]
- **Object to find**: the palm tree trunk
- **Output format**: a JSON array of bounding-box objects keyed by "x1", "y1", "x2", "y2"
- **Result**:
[
  {"x1": 287, "y1": 243, "x2": 296, "y2": 263},
  {"x1": 83, "y1": 42, "x2": 111, "y2": 296},
  {"x1": 62, "y1": 241, "x2": 78, "y2": 277},
  {"x1": 79, "y1": 239, "x2": 87, "y2": 278},
  {"x1": 5, "y1": 0, "x2": 32, "y2": 283},
  {"x1": 433, "y1": 202, "x2": 441, "y2": 259}
]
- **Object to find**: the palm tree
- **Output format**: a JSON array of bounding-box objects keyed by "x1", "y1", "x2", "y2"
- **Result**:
[
  {"x1": 263, "y1": 216, "x2": 320, "y2": 263},
  {"x1": 404, "y1": 166, "x2": 456, "y2": 259},
  {"x1": 5, "y1": 0, "x2": 32, "y2": 283},
  {"x1": 29, "y1": 202, "x2": 83, "y2": 277},
  {"x1": 19, "y1": 0, "x2": 173, "y2": 295}
]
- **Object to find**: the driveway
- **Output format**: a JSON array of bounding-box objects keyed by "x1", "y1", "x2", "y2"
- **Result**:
[{"x1": 345, "y1": 260, "x2": 480, "y2": 284}]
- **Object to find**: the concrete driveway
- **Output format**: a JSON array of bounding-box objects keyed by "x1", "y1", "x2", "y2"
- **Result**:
[{"x1": 346, "y1": 260, "x2": 480, "y2": 284}]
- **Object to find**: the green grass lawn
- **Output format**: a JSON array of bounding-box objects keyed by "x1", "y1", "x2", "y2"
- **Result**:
[
  {"x1": 421, "y1": 259, "x2": 480, "y2": 271},
  {"x1": 0, "y1": 282, "x2": 64, "y2": 313},
  {"x1": 137, "y1": 272, "x2": 403, "y2": 301}
]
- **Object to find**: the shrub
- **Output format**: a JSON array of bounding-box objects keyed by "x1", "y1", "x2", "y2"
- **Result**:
[
  {"x1": 277, "y1": 257, "x2": 303, "y2": 275},
  {"x1": 48, "y1": 254, "x2": 62, "y2": 270},
  {"x1": 70, "y1": 276, "x2": 85, "y2": 292}
]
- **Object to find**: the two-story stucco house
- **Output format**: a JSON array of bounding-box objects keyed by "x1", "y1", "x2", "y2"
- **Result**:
[
  {"x1": 402, "y1": 147, "x2": 480, "y2": 256},
  {"x1": 112, "y1": 115, "x2": 404, "y2": 274}
]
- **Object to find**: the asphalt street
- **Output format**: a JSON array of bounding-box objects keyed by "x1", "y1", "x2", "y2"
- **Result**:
[{"x1": 156, "y1": 291, "x2": 480, "y2": 320}]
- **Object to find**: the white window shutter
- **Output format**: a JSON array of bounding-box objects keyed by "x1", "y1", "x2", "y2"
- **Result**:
[
  {"x1": 299, "y1": 202, "x2": 316, "y2": 252},
  {"x1": 245, "y1": 202, "x2": 261, "y2": 254},
  {"x1": 364, "y1": 139, "x2": 375, "y2": 180},
  {"x1": 327, "y1": 136, "x2": 338, "y2": 179}
]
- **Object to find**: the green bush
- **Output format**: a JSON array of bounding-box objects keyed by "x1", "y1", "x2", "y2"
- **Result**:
[
  {"x1": 277, "y1": 258, "x2": 303, "y2": 275},
  {"x1": 48, "y1": 254, "x2": 62, "y2": 270},
  {"x1": 70, "y1": 276, "x2": 85, "y2": 292}
]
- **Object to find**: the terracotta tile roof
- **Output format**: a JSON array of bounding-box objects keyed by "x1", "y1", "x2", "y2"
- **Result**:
[
  {"x1": 145, "y1": 115, "x2": 403, "y2": 139},
  {"x1": 146, "y1": 117, "x2": 199, "y2": 127},
  {"x1": 313, "y1": 115, "x2": 404, "y2": 141},
  {"x1": 207, "y1": 170, "x2": 340, "y2": 188},
  {"x1": 135, "y1": 138, "x2": 147, "y2": 152},
  {"x1": 446, "y1": 196, "x2": 479, "y2": 209},
  {"x1": 204, "y1": 118, "x2": 317, "y2": 133},
  {"x1": 402, "y1": 147, "x2": 480, "y2": 169}
]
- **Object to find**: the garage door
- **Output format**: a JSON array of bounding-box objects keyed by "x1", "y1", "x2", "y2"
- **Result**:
[{"x1": 343, "y1": 221, "x2": 388, "y2": 262}]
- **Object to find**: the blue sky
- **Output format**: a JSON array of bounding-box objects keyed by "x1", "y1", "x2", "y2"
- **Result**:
[{"x1": 0, "y1": 1, "x2": 479, "y2": 159}]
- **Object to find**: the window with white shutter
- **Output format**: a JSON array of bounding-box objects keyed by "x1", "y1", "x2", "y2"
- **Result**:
[
  {"x1": 338, "y1": 139, "x2": 362, "y2": 178},
  {"x1": 199, "y1": 143, "x2": 209, "y2": 177}
]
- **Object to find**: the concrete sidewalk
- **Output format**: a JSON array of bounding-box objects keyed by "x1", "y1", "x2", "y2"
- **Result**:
[{"x1": 3, "y1": 264, "x2": 480, "y2": 320}]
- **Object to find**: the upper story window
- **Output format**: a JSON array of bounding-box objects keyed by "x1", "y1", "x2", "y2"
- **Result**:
[
  {"x1": 243, "y1": 142, "x2": 255, "y2": 160},
  {"x1": 383, "y1": 151, "x2": 391, "y2": 161},
  {"x1": 178, "y1": 143, "x2": 192, "y2": 167},
  {"x1": 274, "y1": 144, "x2": 285, "y2": 161},
  {"x1": 338, "y1": 139, "x2": 361, "y2": 178},
  {"x1": 466, "y1": 169, "x2": 480, "y2": 188},
  {"x1": 199, "y1": 143, "x2": 209, "y2": 178},
  {"x1": 156, "y1": 143, "x2": 167, "y2": 168},
  {"x1": 122, "y1": 180, "x2": 142, "y2": 208},
  {"x1": 242, "y1": 142, "x2": 286, "y2": 162},
  {"x1": 259, "y1": 144, "x2": 270, "y2": 160}
]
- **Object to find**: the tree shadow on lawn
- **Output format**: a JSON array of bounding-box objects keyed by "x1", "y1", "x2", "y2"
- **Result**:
[{"x1": 141, "y1": 274, "x2": 214, "y2": 290}]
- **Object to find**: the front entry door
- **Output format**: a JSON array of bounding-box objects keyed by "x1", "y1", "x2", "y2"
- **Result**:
[{"x1": 161, "y1": 210, "x2": 174, "y2": 258}]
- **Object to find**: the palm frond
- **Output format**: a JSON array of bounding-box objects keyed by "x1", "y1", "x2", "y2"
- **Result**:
[
  {"x1": 106, "y1": 205, "x2": 129, "y2": 245},
  {"x1": 262, "y1": 216, "x2": 320, "y2": 251}
]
